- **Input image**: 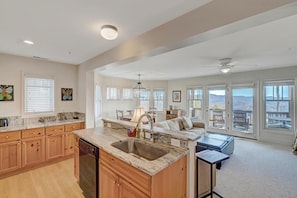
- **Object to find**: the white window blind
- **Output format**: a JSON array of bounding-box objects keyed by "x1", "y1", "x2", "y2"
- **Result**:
[
  {"x1": 106, "y1": 87, "x2": 120, "y2": 100},
  {"x1": 122, "y1": 88, "x2": 133, "y2": 100},
  {"x1": 24, "y1": 76, "x2": 54, "y2": 114},
  {"x1": 153, "y1": 89, "x2": 165, "y2": 111}
]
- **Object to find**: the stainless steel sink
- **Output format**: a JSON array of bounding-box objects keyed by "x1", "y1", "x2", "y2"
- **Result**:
[{"x1": 111, "y1": 139, "x2": 169, "y2": 161}]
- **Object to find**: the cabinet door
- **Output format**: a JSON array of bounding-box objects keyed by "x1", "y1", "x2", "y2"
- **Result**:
[
  {"x1": 45, "y1": 134, "x2": 64, "y2": 160},
  {"x1": 100, "y1": 165, "x2": 118, "y2": 198},
  {"x1": 64, "y1": 132, "x2": 74, "y2": 156},
  {"x1": 119, "y1": 178, "x2": 149, "y2": 198},
  {"x1": 21, "y1": 137, "x2": 45, "y2": 167},
  {"x1": 74, "y1": 146, "x2": 79, "y2": 179},
  {"x1": 0, "y1": 141, "x2": 21, "y2": 174}
]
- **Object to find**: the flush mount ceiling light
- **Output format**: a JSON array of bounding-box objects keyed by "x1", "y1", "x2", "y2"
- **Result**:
[
  {"x1": 23, "y1": 40, "x2": 34, "y2": 45},
  {"x1": 100, "y1": 25, "x2": 118, "y2": 40}
]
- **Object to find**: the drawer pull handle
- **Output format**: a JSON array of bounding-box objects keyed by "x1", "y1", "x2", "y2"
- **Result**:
[{"x1": 6, "y1": 136, "x2": 9, "y2": 139}]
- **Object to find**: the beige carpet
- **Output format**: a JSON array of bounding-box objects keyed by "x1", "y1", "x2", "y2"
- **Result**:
[{"x1": 214, "y1": 138, "x2": 297, "y2": 198}]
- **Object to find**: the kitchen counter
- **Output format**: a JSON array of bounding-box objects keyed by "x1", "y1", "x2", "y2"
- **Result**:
[
  {"x1": 73, "y1": 126, "x2": 189, "y2": 176},
  {"x1": 0, "y1": 119, "x2": 85, "y2": 133}
]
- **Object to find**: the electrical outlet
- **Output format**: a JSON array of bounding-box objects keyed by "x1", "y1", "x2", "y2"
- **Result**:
[
  {"x1": 171, "y1": 138, "x2": 180, "y2": 147},
  {"x1": 107, "y1": 123, "x2": 111, "y2": 128}
]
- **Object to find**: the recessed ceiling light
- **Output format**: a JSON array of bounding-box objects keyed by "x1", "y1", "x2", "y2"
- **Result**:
[
  {"x1": 100, "y1": 25, "x2": 118, "y2": 40},
  {"x1": 23, "y1": 40, "x2": 34, "y2": 45}
]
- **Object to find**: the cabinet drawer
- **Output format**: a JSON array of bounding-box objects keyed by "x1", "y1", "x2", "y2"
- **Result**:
[
  {"x1": 22, "y1": 128, "x2": 45, "y2": 139},
  {"x1": 0, "y1": 131, "x2": 21, "y2": 143},
  {"x1": 100, "y1": 150, "x2": 151, "y2": 195},
  {"x1": 45, "y1": 125, "x2": 64, "y2": 135},
  {"x1": 65, "y1": 123, "x2": 81, "y2": 132}
]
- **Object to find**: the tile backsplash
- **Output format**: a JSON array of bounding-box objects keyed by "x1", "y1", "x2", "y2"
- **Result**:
[{"x1": 3, "y1": 112, "x2": 85, "y2": 126}]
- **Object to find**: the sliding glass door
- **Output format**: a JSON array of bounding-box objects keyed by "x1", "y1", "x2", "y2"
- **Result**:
[
  {"x1": 231, "y1": 86, "x2": 255, "y2": 136},
  {"x1": 207, "y1": 88, "x2": 226, "y2": 130}
]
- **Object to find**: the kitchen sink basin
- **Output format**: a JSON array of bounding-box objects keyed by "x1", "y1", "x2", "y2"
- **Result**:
[{"x1": 111, "y1": 139, "x2": 169, "y2": 161}]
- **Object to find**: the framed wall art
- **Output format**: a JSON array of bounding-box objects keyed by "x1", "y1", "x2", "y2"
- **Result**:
[
  {"x1": 0, "y1": 85, "x2": 14, "y2": 101},
  {"x1": 61, "y1": 88, "x2": 73, "y2": 101},
  {"x1": 172, "y1": 90, "x2": 181, "y2": 102}
]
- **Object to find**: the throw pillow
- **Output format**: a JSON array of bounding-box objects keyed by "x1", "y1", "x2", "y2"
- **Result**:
[
  {"x1": 167, "y1": 120, "x2": 180, "y2": 131},
  {"x1": 182, "y1": 116, "x2": 193, "y2": 130},
  {"x1": 155, "y1": 121, "x2": 170, "y2": 130}
]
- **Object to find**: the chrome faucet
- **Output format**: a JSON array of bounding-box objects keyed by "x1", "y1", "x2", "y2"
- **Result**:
[{"x1": 136, "y1": 113, "x2": 154, "y2": 140}]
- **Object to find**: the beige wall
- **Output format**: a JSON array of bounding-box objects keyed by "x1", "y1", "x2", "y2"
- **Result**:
[{"x1": 0, "y1": 53, "x2": 78, "y2": 117}]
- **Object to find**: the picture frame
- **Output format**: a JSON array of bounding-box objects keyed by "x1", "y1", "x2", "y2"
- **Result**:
[
  {"x1": 172, "y1": 90, "x2": 181, "y2": 102},
  {"x1": 0, "y1": 85, "x2": 14, "y2": 101},
  {"x1": 61, "y1": 88, "x2": 73, "y2": 101}
]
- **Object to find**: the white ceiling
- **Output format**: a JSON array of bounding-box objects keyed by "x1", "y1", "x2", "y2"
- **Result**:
[{"x1": 1, "y1": 0, "x2": 297, "y2": 80}]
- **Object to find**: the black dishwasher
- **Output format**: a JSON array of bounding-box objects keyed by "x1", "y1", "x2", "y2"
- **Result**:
[{"x1": 79, "y1": 139, "x2": 99, "y2": 198}]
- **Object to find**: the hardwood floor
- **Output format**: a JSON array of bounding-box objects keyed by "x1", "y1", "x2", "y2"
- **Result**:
[{"x1": 0, "y1": 158, "x2": 84, "y2": 198}]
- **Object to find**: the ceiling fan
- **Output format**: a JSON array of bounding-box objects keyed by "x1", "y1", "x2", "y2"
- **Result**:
[{"x1": 219, "y1": 58, "x2": 237, "y2": 73}]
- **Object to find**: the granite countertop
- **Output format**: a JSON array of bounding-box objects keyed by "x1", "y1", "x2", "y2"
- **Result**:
[
  {"x1": 0, "y1": 119, "x2": 85, "y2": 133},
  {"x1": 73, "y1": 127, "x2": 189, "y2": 176},
  {"x1": 102, "y1": 118, "x2": 200, "y2": 141}
]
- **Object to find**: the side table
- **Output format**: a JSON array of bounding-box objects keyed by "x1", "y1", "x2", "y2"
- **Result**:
[{"x1": 196, "y1": 150, "x2": 229, "y2": 198}]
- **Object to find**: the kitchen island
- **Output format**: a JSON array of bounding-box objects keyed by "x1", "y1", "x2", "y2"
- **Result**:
[
  {"x1": 73, "y1": 119, "x2": 211, "y2": 198},
  {"x1": 74, "y1": 124, "x2": 189, "y2": 198}
]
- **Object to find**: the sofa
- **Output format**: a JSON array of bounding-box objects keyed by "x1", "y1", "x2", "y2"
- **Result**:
[{"x1": 154, "y1": 116, "x2": 206, "y2": 136}]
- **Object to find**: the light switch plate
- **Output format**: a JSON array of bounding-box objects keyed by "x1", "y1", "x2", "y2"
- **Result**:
[{"x1": 171, "y1": 138, "x2": 180, "y2": 147}]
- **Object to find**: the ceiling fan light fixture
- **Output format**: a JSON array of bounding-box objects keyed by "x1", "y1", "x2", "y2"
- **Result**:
[
  {"x1": 100, "y1": 25, "x2": 118, "y2": 40},
  {"x1": 220, "y1": 67, "x2": 231, "y2": 73}
]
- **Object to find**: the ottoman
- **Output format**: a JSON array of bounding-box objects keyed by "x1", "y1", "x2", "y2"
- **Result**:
[{"x1": 196, "y1": 133, "x2": 234, "y2": 169}]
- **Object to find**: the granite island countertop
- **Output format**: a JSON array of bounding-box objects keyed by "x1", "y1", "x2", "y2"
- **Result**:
[
  {"x1": 73, "y1": 127, "x2": 189, "y2": 176},
  {"x1": 0, "y1": 119, "x2": 85, "y2": 133}
]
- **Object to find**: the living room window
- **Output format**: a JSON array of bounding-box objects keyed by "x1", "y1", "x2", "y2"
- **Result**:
[
  {"x1": 139, "y1": 89, "x2": 150, "y2": 111},
  {"x1": 106, "y1": 87, "x2": 120, "y2": 100},
  {"x1": 122, "y1": 88, "x2": 133, "y2": 100},
  {"x1": 263, "y1": 80, "x2": 294, "y2": 130},
  {"x1": 153, "y1": 89, "x2": 165, "y2": 111},
  {"x1": 187, "y1": 88, "x2": 203, "y2": 120},
  {"x1": 24, "y1": 75, "x2": 54, "y2": 115}
]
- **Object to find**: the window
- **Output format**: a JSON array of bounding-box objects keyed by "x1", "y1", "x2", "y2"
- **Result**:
[
  {"x1": 106, "y1": 87, "x2": 120, "y2": 100},
  {"x1": 264, "y1": 80, "x2": 294, "y2": 130},
  {"x1": 231, "y1": 86, "x2": 254, "y2": 133},
  {"x1": 139, "y1": 90, "x2": 150, "y2": 111},
  {"x1": 153, "y1": 89, "x2": 165, "y2": 111},
  {"x1": 24, "y1": 76, "x2": 54, "y2": 115},
  {"x1": 187, "y1": 88, "x2": 203, "y2": 120},
  {"x1": 122, "y1": 88, "x2": 133, "y2": 100},
  {"x1": 208, "y1": 88, "x2": 226, "y2": 129}
]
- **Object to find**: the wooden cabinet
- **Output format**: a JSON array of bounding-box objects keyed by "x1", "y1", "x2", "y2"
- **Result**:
[
  {"x1": 100, "y1": 164, "x2": 120, "y2": 198},
  {"x1": 64, "y1": 123, "x2": 80, "y2": 156},
  {"x1": 73, "y1": 130, "x2": 83, "y2": 179},
  {"x1": 0, "y1": 121, "x2": 85, "y2": 176},
  {"x1": 119, "y1": 178, "x2": 149, "y2": 198},
  {"x1": 21, "y1": 127, "x2": 45, "y2": 167},
  {"x1": 45, "y1": 125, "x2": 64, "y2": 160},
  {"x1": 166, "y1": 109, "x2": 181, "y2": 120},
  {"x1": 0, "y1": 131, "x2": 21, "y2": 174},
  {"x1": 99, "y1": 150, "x2": 186, "y2": 198}
]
